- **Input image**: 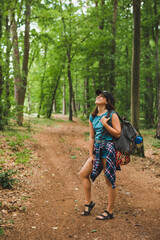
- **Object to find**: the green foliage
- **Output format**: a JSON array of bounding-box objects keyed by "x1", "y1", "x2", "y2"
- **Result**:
[
  {"x1": 0, "y1": 169, "x2": 17, "y2": 189},
  {"x1": 84, "y1": 131, "x2": 89, "y2": 140},
  {"x1": 0, "y1": 227, "x2": 5, "y2": 236},
  {"x1": 152, "y1": 141, "x2": 160, "y2": 149},
  {"x1": 0, "y1": 0, "x2": 159, "y2": 129},
  {"x1": 13, "y1": 149, "x2": 32, "y2": 164},
  {"x1": 6, "y1": 137, "x2": 24, "y2": 151},
  {"x1": 31, "y1": 116, "x2": 65, "y2": 126}
]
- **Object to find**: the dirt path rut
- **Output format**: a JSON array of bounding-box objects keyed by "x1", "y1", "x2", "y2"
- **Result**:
[{"x1": 6, "y1": 119, "x2": 160, "y2": 240}]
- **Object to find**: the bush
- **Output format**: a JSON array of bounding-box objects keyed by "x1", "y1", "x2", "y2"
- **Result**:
[{"x1": 0, "y1": 170, "x2": 17, "y2": 189}]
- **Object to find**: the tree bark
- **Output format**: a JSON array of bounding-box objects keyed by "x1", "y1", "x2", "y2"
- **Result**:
[
  {"x1": 154, "y1": 0, "x2": 160, "y2": 138},
  {"x1": 21, "y1": 0, "x2": 31, "y2": 106},
  {"x1": 131, "y1": 0, "x2": 141, "y2": 131},
  {"x1": 47, "y1": 65, "x2": 64, "y2": 118},
  {"x1": 72, "y1": 90, "x2": 77, "y2": 117},
  {"x1": 10, "y1": 0, "x2": 31, "y2": 125},
  {"x1": 4, "y1": 16, "x2": 11, "y2": 114},
  {"x1": 10, "y1": 8, "x2": 21, "y2": 105},
  {"x1": 84, "y1": 65, "x2": 90, "y2": 118},
  {"x1": 110, "y1": 0, "x2": 118, "y2": 93},
  {"x1": 96, "y1": 0, "x2": 105, "y2": 88},
  {"x1": 67, "y1": 52, "x2": 73, "y2": 121},
  {"x1": 142, "y1": 3, "x2": 154, "y2": 127},
  {"x1": 63, "y1": 78, "x2": 66, "y2": 115},
  {"x1": 156, "y1": 90, "x2": 160, "y2": 139},
  {"x1": 37, "y1": 45, "x2": 48, "y2": 118},
  {"x1": 0, "y1": 6, "x2": 4, "y2": 129},
  {"x1": 60, "y1": 0, "x2": 73, "y2": 121}
]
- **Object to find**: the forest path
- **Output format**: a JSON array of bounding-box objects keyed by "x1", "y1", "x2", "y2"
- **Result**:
[{"x1": 6, "y1": 116, "x2": 160, "y2": 240}]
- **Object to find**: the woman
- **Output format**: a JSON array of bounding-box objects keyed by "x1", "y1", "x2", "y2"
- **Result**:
[{"x1": 80, "y1": 89, "x2": 121, "y2": 220}]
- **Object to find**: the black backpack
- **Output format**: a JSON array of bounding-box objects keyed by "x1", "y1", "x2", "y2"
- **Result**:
[{"x1": 105, "y1": 111, "x2": 138, "y2": 154}]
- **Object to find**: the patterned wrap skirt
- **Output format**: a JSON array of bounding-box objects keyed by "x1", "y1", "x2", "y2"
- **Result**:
[{"x1": 90, "y1": 141, "x2": 116, "y2": 189}]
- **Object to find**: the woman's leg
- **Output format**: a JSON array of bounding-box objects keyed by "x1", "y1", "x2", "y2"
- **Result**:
[
  {"x1": 104, "y1": 176, "x2": 116, "y2": 214},
  {"x1": 96, "y1": 158, "x2": 116, "y2": 219},
  {"x1": 79, "y1": 159, "x2": 93, "y2": 209}
]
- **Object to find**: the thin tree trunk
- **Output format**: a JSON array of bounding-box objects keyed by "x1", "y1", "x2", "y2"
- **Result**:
[
  {"x1": 63, "y1": 77, "x2": 66, "y2": 115},
  {"x1": 21, "y1": 0, "x2": 31, "y2": 107},
  {"x1": 4, "y1": 16, "x2": 11, "y2": 114},
  {"x1": 143, "y1": 11, "x2": 154, "y2": 127},
  {"x1": 10, "y1": 8, "x2": 21, "y2": 105},
  {"x1": 85, "y1": 65, "x2": 90, "y2": 118},
  {"x1": 37, "y1": 45, "x2": 48, "y2": 118},
  {"x1": 96, "y1": 0, "x2": 105, "y2": 88},
  {"x1": 67, "y1": 53, "x2": 73, "y2": 121},
  {"x1": 53, "y1": 100, "x2": 56, "y2": 113},
  {"x1": 110, "y1": 0, "x2": 118, "y2": 93},
  {"x1": 47, "y1": 67, "x2": 63, "y2": 118},
  {"x1": 156, "y1": 90, "x2": 160, "y2": 139},
  {"x1": 131, "y1": 0, "x2": 141, "y2": 131},
  {"x1": 0, "y1": 6, "x2": 4, "y2": 129},
  {"x1": 154, "y1": 0, "x2": 160, "y2": 138},
  {"x1": 60, "y1": 0, "x2": 73, "y2": 121},
  {"x1": 72, "y1": 90, "x2": 77, "y2": 117},
  {"x1": 125, "y1": 46, "x2": 130, "y2": 111}
]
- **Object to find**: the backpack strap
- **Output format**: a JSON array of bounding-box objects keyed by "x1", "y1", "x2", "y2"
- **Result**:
[
  {"x1": 101, "y1": 110, "x2": 123, "y2": 139},
  {"x1": 100, "y1": 110, "x2": 115, "y2": 139},
  {"x1": 107, "y1": 110, "x2": 123, "y2": 123}
]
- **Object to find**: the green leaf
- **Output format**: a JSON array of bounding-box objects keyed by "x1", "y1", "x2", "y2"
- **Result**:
[
  {"x1": 91, "y1": 229, "x2": 97, "y2": 233},
  {"x1": 71, "y1": 156, "x2": 76, "y2": 159},
  {"x1": 149, "y1": 39, "x2": 155, "y2": 48}
]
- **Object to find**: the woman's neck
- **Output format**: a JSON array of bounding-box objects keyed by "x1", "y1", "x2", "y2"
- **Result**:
[{"x1": 97, "y1": 106, "x2": 107, "y2": 115}]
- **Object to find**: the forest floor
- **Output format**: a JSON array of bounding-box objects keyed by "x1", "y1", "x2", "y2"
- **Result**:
[{"x1": 1, "y1": 114, "x2": 160, "y2": 240}]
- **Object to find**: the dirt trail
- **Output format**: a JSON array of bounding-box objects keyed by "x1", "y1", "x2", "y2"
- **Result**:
[{"x1": 6, "y1": 117, "x2": 160, "y2": 240}]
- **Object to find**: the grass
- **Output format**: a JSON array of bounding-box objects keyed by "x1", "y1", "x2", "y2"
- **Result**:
[
  {"x1": 30, "y1": 117, "x2": 65, "y2": 126},
  {"x1": 84, "y1": 131, "x2": 90, "y2": 141},
  {"x1": 140, "y1": 128, "x2": 160, "y2": 158}
]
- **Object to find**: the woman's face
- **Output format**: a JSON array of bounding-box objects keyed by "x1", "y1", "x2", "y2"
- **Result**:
[{"x1": 95, "y1": 94, "x2": 107, "y2": 105}]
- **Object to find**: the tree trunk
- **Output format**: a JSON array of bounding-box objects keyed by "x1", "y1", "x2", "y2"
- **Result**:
[
  {"x1": 0, "y1": 6, "x2": 4, "y2": 129},
  {"x1": 60, "y1": 0, "x2": 73, "y2": 121},
  {"x1": 96, "y1": 0, "x2": 105, "y2": 88},
  {"x1": 63, "y1": 78, "x2": 66, "y2": 115},
  {"x1": 110, "y1": 0, "x2": 118, "y2": 93},
  {"x1": 131, "y1": 0, "x2": 141, "y2": 131},
  {"x1": 10, "y1": 9, "x2": 22, "y2": 108},
  {"x1": 21, "y1": 0, "x2": 31, "y2": 107},
  {"x1": 125, "y1": 46, "x2": 130, "y2": 111},
  {"x1": 47, "y1": 71, "x2": 62, "y2": 118},
  {"x1": 156, "y1": 90, "x2": 160, "y2": 139},
  {"x1": 67, "y1": 52, "x2": 73, "y2": 121},
  {"x1": 142, "y1": 6, "x2": 154, "y2": 127},
  {"x1": 10, "y1": 1, "x2": 31, "y2": 125},
  {"x1": 53, "y1": 100, "x2": 56, "y2": 113},
  {"x1": 72, "y1": 90, "x2": 77, "y2": 117},
  {"x1": 84, "y1": 65, "x2": 90, "y2": 118},
  {"x1": 37, "y1": 45, "x2": 47, "y2": 118},
  {"x1": 154, "y1": 0, "x2": 160, "y2": 138},
  {"x1": 4, "y1": 16, "x2": 11, "y2": 114}
]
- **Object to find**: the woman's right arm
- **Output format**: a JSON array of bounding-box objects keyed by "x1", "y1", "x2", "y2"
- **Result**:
[{"x1": 88, "y1": 120, "x2": 95, "y2": 163}]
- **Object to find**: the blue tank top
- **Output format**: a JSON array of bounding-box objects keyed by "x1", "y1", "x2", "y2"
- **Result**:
[{"x1": 89, "y1": 111, "x2": 116, "y2": 140}]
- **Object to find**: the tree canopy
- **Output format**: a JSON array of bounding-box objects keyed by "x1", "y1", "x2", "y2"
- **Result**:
[{"x1": 0, "y1": 0, "x2": 160, "y2": 137}]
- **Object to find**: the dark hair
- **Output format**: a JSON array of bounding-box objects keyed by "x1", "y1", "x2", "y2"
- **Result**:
[{"x1": 91, "y1": 95, "x2": 115, "y2": 117}]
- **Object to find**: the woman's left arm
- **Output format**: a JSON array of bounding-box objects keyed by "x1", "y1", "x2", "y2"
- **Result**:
[{"x1": 100, "y1": 113, "x2": 121, "y2": 138}]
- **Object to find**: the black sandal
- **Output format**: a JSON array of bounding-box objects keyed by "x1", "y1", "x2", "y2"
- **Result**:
[
  {"x1": 81, "y1": 201, "x2": 95, "y2": 216},
  {"x1": 96, "y1": 210, "x2": 113, "y2": 220}
]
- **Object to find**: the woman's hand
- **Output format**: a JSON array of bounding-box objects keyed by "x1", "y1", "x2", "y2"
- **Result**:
[
  {"x1": 100, "y1": 116, "x2": 110, "y2": 126},
  {"x1": 88, "y1": 155, "x2": 94, "y2": 164}
]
